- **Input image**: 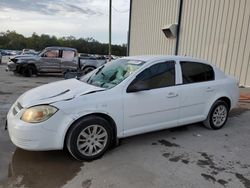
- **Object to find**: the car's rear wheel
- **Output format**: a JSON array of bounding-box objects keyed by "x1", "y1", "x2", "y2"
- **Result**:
[
  {"x1": 66, "y1": 116, "x2": 112, "y2": 161},
  {"x1": 82, "y1": 66, "x2": 95, "y2": 75},
  {"x1": 203, "y1": 100, "x2": 229, "y2": 130}
]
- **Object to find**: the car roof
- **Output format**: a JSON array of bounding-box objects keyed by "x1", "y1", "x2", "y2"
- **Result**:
[{"x1": 123, "y1": 55, "x2": 209, "y2": 64}]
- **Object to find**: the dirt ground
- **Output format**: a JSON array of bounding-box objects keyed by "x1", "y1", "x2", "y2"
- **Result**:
[{"x1": 0, "y1": 64, "x2": 250, "y2": 188}]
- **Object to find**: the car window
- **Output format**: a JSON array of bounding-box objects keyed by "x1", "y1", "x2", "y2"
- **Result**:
[
  {"x1": 62, "y1": 50, "x2": 75, "y2": 60},
  {"x1": 43, "y1": 50, "x2": 59, "y2": 58},
  {"x1": 134, "y1": 61, "x2": 176, "y2": 89},
  {"x1": 180, "y1": 61, "x2": 214, "y2": 84}
]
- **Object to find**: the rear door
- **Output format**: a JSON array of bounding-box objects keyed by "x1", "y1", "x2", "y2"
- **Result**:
[
  {"x1": 39, "y1": 49, "x2": 61, "y2": 72},
  {"x1": 123, "y1": 61, "x2": 181, "y2": 136},
  {"x1": 179, "y1": 61, "x2": 215, "y2": 125},
  {"x1": 61, "y1": 50, "x2": 78, "y2": 72}
]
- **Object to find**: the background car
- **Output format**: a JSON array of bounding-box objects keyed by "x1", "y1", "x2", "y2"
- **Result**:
[
  {"x1": 6, "y1": 47, "x2": 78, "y2": 77},
  {"x1": 6, "y1": 46, "x2": 107, "y2": 77},
  {"x1": 21, "y1": 49, "x2": 39, "y2": 56}
]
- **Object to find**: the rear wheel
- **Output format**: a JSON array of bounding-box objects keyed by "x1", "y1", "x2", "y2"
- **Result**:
[
  {"x1": 203, "y1": 100, "x2": 229, "y2": 130},
  {"x1": 82, "y1": 66, "x2": 95, "y2": 75},
  {"x1": 66, "y1": 116, "x2": 112, "y2": 161}
]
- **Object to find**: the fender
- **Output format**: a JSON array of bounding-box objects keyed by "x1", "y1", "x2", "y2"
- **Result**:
[
  {"x1": 16, "y1": 63, "x2": 30, "y2": 73},
  {"x1": 17, "y1": 62, "x2": 29, "y2": 68},
  {"x1": 59, "y1": 109, "x2": 121, "y2": 149},
  {"x1": 81, "y1": 65, "x2": 96, "y2": 71},
  {"x1": 204, "y1": 93, "x2": 232, "y2": 119},
  {"x1": 17, "y1": 62, "x2": 37, "y2": 68}
]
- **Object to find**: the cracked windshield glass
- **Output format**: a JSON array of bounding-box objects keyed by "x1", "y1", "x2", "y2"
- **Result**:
[{"x1": 81, "y1": 59, "x2": 145, "y2": 89}]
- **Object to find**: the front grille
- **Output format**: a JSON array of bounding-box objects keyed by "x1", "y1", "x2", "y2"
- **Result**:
[{"x1": 12, "y1": 102, "x2": 23, "y2": 116}]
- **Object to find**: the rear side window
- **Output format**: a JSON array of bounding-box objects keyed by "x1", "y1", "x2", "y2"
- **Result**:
[
  {"x1": 62, "y1": 50, "x2": 75, "y2": 60},
  {"x1": 136, "y1": 61, "x2": 176, "y2": 89},
  {"x1": 180, "y1": 62, "x2": 214, "y2": 84}
]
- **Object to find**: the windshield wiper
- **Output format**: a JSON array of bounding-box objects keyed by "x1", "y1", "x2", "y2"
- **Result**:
[
  {"x1": 86, "y1": 65, "x2": 105, "y2": 83},
  {"x1": 95, "y1": 65, "x2": 105, "y2": 75}
]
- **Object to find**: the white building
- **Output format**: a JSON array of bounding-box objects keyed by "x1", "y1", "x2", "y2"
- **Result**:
[{"x1": 128, "y1": 0, "x2": 250, "y2": 86}]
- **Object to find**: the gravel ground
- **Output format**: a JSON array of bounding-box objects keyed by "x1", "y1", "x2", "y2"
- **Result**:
[{"x1": 0, "y1": 64, "x2": 250, "y2": 188}]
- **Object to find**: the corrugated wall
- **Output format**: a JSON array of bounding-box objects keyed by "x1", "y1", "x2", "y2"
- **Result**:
[
  {"x1": 129, "y1": 0, "x2": 250, "y2": 86},
  {"x1": 179, "y1": 0, "x2": 250, "y2": 86},
  {"x1": 129, "y1": 0, "x2": 179, "y2": 55}
]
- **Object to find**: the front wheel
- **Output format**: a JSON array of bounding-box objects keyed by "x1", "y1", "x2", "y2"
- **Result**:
[
  {"x1": 22, "y1": 65, "x2": 36, "y2": 77},
  {"x1": 203, "y1": 100, "x2": 229, "y2": 130},
  {"x1": 66, "y1": 116, "x2": 112, "y2": 161}
]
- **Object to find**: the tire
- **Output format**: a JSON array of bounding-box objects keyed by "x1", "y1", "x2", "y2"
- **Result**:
[
  {"x1": 66, "y1": 116, "x2": 113, "y2": 161},
  {"x1": 82, "y1": 66, "x2": 95, "y2": 75},
  {"x1": 203, "y1": 100, "x2": 229, "y2": 130},
  {"x1": 16, "y1": 66, "x2": 22, "y2": 74},
  {"x1": 22, "y1": 65, "x2": 36, "y2": 77},
  {"x1": 63, "y1": 71, "x2": 78, "y2": 79}
]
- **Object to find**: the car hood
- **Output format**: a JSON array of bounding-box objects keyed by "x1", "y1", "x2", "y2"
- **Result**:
[
  {"x1": 18, "y1": 79, "x2": 105, "y2": 108},
  {"x1": 11, "y1": 55, "x2": 38, "y2": 61}
]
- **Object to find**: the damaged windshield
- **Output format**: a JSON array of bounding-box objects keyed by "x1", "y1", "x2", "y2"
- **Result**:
[{"x1": 80, "y1": 59, "x2": 145, "y2": 89}]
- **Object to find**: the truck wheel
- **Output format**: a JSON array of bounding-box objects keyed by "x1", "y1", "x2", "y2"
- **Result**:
[
  {"x1": 66, "y1": 116, "x2": 113, "y2": 161},
  {"x1": 22, "y1": 65, "x2": 36, "y2": 77},
  {"x1": 203, "y1": 100, "x2": 229, "y2": 130},
  {"x1": 82, "y1": 67, "x2": 95, "y2": 75}
]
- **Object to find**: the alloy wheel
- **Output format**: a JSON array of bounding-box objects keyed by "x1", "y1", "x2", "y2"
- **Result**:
[
  {"x1": 76, "y1": 125, "x2": 108, "y2": 156},
  {"x1": 212, "y1": 105, "x2": 227, "y2": 127}
]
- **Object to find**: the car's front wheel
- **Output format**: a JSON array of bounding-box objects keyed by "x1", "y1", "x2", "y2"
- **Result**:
[
  {"x1": 22, "y1": 65, "x2": 36, "y2": 77},
  {"x1": 203, "y1": 100, "x2": 229, "y2": 130},
  {"x1": 66, "y1": 116, "x2": 112, "y2": 161}
]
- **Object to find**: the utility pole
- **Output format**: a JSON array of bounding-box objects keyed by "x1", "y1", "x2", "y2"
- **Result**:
[{"x1": 109, "y1": 0, "x2": 112, "y2": 61}]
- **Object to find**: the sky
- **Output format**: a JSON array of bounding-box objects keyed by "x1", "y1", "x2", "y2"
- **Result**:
[{"x1": 0, "y1": 0, "x2": 130, "y2": 44}]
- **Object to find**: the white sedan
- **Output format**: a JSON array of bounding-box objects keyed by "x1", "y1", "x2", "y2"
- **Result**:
[{"x1": 7, "y1": 56, "x2": 239, "y2": 160}]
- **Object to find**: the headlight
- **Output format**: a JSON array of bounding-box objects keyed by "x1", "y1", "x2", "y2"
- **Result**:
[{"x1": 21, "y1": 105, "x2": 58, "y2": 123}]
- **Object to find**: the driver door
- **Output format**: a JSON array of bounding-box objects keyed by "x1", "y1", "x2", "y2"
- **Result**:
[
  {"x1": 123, "y1": 61, "x2": 180, "y2": 137},
  {"x1": 40, "y1": 49, "x2": 61, "y2": 72}
]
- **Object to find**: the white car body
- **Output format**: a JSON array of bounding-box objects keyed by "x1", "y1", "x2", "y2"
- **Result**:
[{"x1": 7, "y1": 56, "x2": 239, "y2": 151}]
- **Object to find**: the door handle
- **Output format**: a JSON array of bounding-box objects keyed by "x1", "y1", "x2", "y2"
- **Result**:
[
  {"x1": 206, "y1": 87, "x2": 214, "y2": 92},
  {"x1": 167, "y1": 92, "x2": 179, "y2": 98}
]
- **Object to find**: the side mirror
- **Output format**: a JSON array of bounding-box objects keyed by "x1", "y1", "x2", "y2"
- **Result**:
[
  {"x1": 64, "y1": 71, "x2": 84, "y2": 79},
  {"x1": 127, "y1": 80, "x2": 149, "y2": 93}
]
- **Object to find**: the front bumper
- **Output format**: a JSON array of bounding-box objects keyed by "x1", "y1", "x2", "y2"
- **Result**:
[
  {"x1": 6, "y1": 61, "x2": 16, "y2": 72},
  {"x1": 7, "y1": 103, "x2": 74, "y2": 151}
]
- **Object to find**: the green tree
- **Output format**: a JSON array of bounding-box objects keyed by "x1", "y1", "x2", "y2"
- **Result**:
[{"x1": 0, "y1": 30, "x2": 127, "y2": 56}]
